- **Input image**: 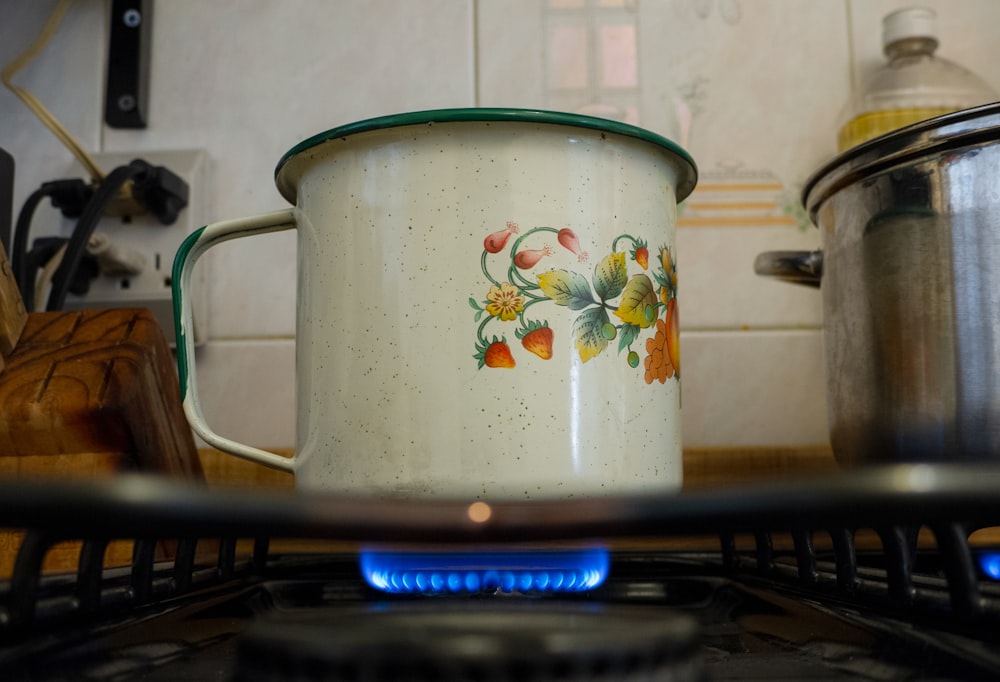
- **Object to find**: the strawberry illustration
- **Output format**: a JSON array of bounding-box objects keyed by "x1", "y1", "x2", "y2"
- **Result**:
[
  {"x1": 632, "y1": 240, "x2": 649, "y2": 270},
  {"x1": 516, "y1": 320, "x2": 554, "y2": 360},
  {"x1": 485, "y1": 341, "x2": 516, "y2": 368},
  {"x1": 475, "y1": 336, "x2": 516, "y2": 369}
]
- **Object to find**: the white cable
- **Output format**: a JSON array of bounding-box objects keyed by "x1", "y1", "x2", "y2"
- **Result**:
[{"x1": 34, "y1": 243, "x2": 67, "y2": 312}]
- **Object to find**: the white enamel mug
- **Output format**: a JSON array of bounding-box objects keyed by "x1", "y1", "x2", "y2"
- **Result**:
[{"x1": 173, "y1": 109, "x2": 697, "y2": 499}]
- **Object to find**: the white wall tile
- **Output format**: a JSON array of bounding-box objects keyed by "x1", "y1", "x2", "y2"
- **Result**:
[
  {"x1": 477, "y1": 0, "x2": 548, "y2": 107},
  {"x1": 192, "y1": 339, "x2": 296, "y2": 449},
  {"x1": 678, "y1": 224, "x2": 821, "y2": 330},
  {"x1": 636, "y1": 0, "x2": 850, "y2": 329},
  {"x1": 102, "y1": 0, "x2": 477, "y2": 339},
  {"x1": 680, "y1": 329, "x2": 829, "y2": 447},
  {"x1": 479, "y1": 0, "x2": 643, "y2": 120},
  {"x1": 638, "y1": 0, "x2": 851, "y2": 176}
]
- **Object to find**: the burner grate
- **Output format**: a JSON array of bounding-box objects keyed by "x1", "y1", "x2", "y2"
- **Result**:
[
  {"x1": 718, "y1": 525, "x2": 1000, "y2": 626},
  {"x1": 0, "y1": 465, "x2": 999, "y2": 638}
]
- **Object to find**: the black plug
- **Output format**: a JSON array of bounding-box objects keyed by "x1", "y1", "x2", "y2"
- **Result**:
[
  {"x1": 129, "y1": 159, "x2": 189, "y2": 224},
  {"x1": 23, "y1": 237, "x2": 99, "y2": 309},
  {"x1": 42, "y1": 178, "x2": 95, "y2": 218}
]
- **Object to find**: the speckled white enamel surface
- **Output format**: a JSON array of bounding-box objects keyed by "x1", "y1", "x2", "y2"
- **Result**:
[{"x1": 284, "y1": 121, "x2": 685, "y2": 498}]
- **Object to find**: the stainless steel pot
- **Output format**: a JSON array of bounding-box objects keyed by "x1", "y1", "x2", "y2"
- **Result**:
[{"x1": 756, "y1": 102, "x2": 1000, "y2": 466}]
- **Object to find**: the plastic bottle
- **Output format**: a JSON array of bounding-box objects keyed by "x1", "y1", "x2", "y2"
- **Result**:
[{"x1": 837, "y1": 6, "x2": 997, "y2": 152}]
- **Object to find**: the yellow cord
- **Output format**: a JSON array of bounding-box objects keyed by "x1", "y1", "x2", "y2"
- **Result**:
[{"x1": 2, "y1": 0, "x2": 106, "y2": 182}]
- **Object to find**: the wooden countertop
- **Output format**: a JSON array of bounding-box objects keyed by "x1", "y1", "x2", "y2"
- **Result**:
[{"x1": 197, "y1": 444, "x2": 839, "y2": 490}]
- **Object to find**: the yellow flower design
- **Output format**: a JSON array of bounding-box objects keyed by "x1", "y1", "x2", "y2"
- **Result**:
[{"x1": 485, "y1": 282, "x2": 525, "y2": 321}]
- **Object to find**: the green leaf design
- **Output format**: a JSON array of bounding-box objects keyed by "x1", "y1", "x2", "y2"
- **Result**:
[
  {"x1": 613, "y1": 274, "x2": 659, "y2": 328},
  {"x1": 537, "y1": 269, "x2": 596, "y2": 310},
  {"x1": 593, "y1": 252, "x2": 628, "y2": 301},
  {"x1": 617, "y1": 323, "x2": 640, "y2": 353},
  {"x1": 573, "y1": 307, "x2": 610, "y2": 363}
]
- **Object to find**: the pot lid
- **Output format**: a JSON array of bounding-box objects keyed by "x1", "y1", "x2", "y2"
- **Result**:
[
  {"x1": 803, "y1": 101, "x2": 1000, "y2": 220},
  {"x1": 274, "y1": 108, "x2": 698, "y2": 204}
]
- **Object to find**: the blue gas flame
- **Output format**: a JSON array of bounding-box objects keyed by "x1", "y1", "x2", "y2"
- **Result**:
[
  {"x1": 360, "y1": 548, "x2": 610, "y2": 594},
  {"x1": 978, "y1": 552, "x2": 1000, "y2": 580}
]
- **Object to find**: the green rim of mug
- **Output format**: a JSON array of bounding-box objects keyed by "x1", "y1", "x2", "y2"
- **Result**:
[
  {"x1": 274, "y1": 108, "x2": 698, "y2": 203},
  {"x1": 172, "y1": 224, "x2": 206, "y2": 400}
]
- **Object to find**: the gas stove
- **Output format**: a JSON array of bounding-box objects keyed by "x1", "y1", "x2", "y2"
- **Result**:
[{"x1": 1, "y1": 465, "x2": 1000, "y2": 680}]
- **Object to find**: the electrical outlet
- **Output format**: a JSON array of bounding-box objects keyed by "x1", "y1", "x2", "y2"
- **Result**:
[{"x1": 59, "y1": 149, "x2": 208, "y2": 345}]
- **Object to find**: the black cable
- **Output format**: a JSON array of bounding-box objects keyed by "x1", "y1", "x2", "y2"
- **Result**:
[
  {"x1": 46, "y1": 163, "x2": 143, "y2": 312},
  {"x1": 12, "y1": 186, "x2": 53, "y2": 298}
]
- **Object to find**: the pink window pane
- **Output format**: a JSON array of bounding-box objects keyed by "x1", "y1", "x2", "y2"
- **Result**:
[
  {"x1": 599, "y1": 24, "x2": 637, "y2": 88},
  {"x1": 548, "y1": 24, "x2": 589, "y2": 89}
]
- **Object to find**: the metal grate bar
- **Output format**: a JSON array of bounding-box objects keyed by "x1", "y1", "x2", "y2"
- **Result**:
[
  {"x1": 172, "y1": 537, "x2": 199, "y2": 594},
  {"x1": 0, "y1": 468, "x2": 999, "y2": 634},
  {"x1": 754, "y1": 531, "x2": 772, "y2": 572},
  {"x1": 131, "y1": 538, "x2": 157, "y2": 604},
  {"x1": 877, "y1": 526, "x2": 917, "y2": 607},
  {"x1": 76, "y1": 538, "x2": 111, "y2": 614},
  {"x1": 792, "y1": 529, "x2": 818, "y2": 583},
  {"x1": 8, "y1": 531, "x2": 56, "y2": 627},
  {"x1": 218, "y1": 537, "x2": 237, "y2": 581},
  {"x1": 829, "y1": 527, "x2": 858, "y2": 591},
  {"x1": 933, "y1": 523, "x2": 982, "y2": 617},
  {"x1": 253, "y1": 536, "x2": 270, "y2": 569}
]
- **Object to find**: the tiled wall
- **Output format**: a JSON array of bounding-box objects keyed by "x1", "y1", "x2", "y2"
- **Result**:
[{"x1": 3, "y1": 0, "x2": 1000, "y2": 454}]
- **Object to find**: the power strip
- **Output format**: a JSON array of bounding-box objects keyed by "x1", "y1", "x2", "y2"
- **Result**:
[{"x1": 57, "y1": 149, "x2": 208, "y2": 345}]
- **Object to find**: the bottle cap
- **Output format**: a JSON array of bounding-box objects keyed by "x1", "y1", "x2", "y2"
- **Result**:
[{"x1": 882, "y1": 6, "x2": 938, "y2": 49}]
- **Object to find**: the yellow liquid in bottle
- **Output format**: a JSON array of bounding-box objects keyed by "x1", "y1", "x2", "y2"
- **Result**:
[{"x1": 837, "y1": 107, "x2": 954, "y2": 151}]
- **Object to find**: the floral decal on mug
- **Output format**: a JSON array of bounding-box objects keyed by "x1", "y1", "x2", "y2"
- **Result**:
[{"x1": 470, "y1": 221, "x2": 679, "y2": 383}]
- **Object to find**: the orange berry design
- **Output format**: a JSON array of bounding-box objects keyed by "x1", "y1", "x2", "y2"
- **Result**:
[
  {"x1": 665, "y1": 298, "x2": 680, "y2": 375},
  {"x1": 474, "y1": 337, "x2": 516, "y2": 369},
  {"x1": 518, "y1": 322, "x2": 554, "y2": 360},
  {"x1": 485, "y1": 341, "x2": 516, "y2": 368},
  {"x1": 631, "y1": 239, "x2": 649, "y2": 270}
]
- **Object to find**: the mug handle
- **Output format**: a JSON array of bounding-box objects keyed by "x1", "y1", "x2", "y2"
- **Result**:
[{"x1": 172, "y1": 208, "x2": 298, "y2": 472}]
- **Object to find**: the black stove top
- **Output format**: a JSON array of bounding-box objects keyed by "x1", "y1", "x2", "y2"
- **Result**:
[{"x1": 1, "y1": 465, "x2": 1000, "y2": 681}]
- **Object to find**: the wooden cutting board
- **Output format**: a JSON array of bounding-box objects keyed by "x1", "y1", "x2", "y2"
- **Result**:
[
  {"x1": 0, "y1": 240, "x2": 27, "y2": 368},
  {"x1": 0, "y1": 308, "x2": 201, "y2": 478}
]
